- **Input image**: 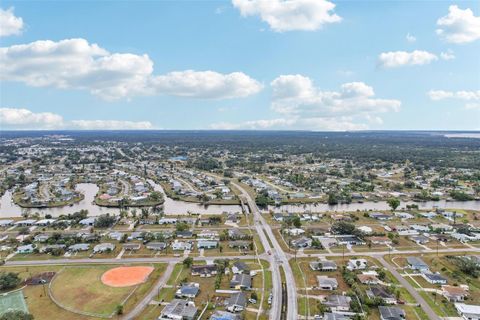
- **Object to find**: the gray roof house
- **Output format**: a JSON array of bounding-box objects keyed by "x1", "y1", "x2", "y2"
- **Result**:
[
  {"x1": 232, "y1": 261, "x2": 250, "y2": 274},
  {"x1": 93, "y1": 243, "x2": 115, "y2": 253},
  {"x1": 323, "y1": 295, "x2": 351, "y2": 312},
  {"x1": 406, "y1": 257, "x2": 429, "y2": 271},
  {"x1": 317, "y1": 276, "x2": 338, "y2": 290},
  {"x1": 68, "y1": 243, "x2": 90, "y2": 252},
  {"x1": 379, "y1": 306, "x2": 406, "y2": 320},
  {"x1": 230, "y1": 274, "x2": 252, "y2": 290},
  {"x1": 159, "y1": 299, "x2": 198, "y2": 320},
  {"x1": 226, "y1": 292, "x2": 246, "y2": 313},
  {"x1": 146, "y1": 242, "x2": 167, "y2": 251},
  {"x1": 176, "y1": 283, "x2": 200, "y2": 299},
  {"x1": 191, "y1": 264, "x2": 217, "y2": 277},
  {"x1": 310, "y1": 260, "x2": 337, "y2": 271}
]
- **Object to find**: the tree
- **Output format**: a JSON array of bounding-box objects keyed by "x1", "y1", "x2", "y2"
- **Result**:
[
  {"x1": 327, "y1": 193, "x2": 338, "y2": 205},
  {"x1": 94, "y1": 214, "x2": 116, "y2": 228},
  {"x1": 292, "y1": 216, "x2": 302, "y2": 228},
  {"x1": 176, "y1": 222, "x2": 189, "y2": 232},
  {"x1": 183, "y1": 257, "x2": 193, "y2": 268},
  {"x1": 115, "y1": 305, "x2": 123, "y2": 315},
  {"x1": 331, "y1": 222, "x2": 356, "y2": 235},
  {"x1": 0, "y1": 311, "x2": 34, "y2": 320},
  {"x1": 387, "y1": 198, "x2": 400, "y2": 211},
  {"x1": 0, "y1": 272, "x2": 21, "y2": 290}
]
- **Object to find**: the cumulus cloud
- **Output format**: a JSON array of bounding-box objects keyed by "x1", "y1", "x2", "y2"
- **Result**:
[
  {"x1": 378, "y1": 50, "x2": 438, "y2": 68},
  {"x1": 406, "y1": 33, "x2": 416, "y2": 42},
  {"x1": 428, "y1": 90, "x2": 480, "y2": 110},
  {"x1": 436, "y1": 5, "x2": 480, "y2": 44},
  {"x1": 0, "y1": 107, "x2": 154, "y2": 130},
  {"x1": 211, "y1": 75, "x2": 400, "y2": 131},
  {"x1": 0, "y1": 7, "x2": 23, "y2": 37},
  {"x1": 70, "y1": 120, "x2": 153, "y2": 130},
  {"x1": 232, "y1": 0, "x2": 341, "y2": 32},
  {"x1": 428, "y1": 90, "x2": 480, "y2": 101},
  {"x1": 0, "y1": 108, "x2": 63, "y2": 129},
  {"x1": 0, "y1": 38, "x2": 262, "y2": 100},
  {"x1": 151, "y1": 70, "x2": 262, "y2": 99},
  {"x1": 270, "y1": 75, "x2": 401, "y2": 116},
  {"x1": 211, "y1": 117, "x2": 368, "y2": 131},
  {"x1": 440, "y1": 50, "x2": 455, "y2": 60}
]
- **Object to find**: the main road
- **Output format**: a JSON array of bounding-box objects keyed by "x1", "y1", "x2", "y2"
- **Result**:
[{"x1": 232, "y1": 181, "x2": 298, "y2": 320}]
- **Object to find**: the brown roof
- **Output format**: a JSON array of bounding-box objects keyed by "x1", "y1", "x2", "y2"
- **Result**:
[
  {"x1": 357, "y1": 274, "x2": 379, "y2": 283},
  {"x1": 442, "y1": 285, "x2": 468, "y2": 296}
]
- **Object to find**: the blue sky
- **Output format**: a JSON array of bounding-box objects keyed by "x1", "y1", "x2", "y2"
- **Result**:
[{"x1": 0, "y1": 0, "x2": 479, "y2": 130}]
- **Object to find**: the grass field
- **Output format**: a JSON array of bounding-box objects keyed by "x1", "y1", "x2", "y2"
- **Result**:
[
  {"x1": 50, "y1": 265, "x2": 134, "y2": 316},
  {"x1": 0, "y1": 290, "x2": 29, "y2": 315}
]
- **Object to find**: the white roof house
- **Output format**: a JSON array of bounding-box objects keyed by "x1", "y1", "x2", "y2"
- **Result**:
[{"x1": 455, "y1": 303, "x2": 480, "y2": 320}]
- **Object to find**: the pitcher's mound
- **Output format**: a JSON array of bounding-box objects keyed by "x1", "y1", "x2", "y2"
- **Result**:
[{"x1": 101, "y1": 266, "x2": 154, "y2": 287}]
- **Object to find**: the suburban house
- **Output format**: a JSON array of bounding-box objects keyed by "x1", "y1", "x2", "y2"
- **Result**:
[
  {"x1": 176, "y1": 231, "x2": 193, "y2": 239},
  {"x1": 68, "y1": 243, "x2": 90, "y2": 252},
  {"x1": 316, "y1": 276, "x2": 338, "y2": 290},
  {"x1": 93, "y1": 243, "x2": 115, "y2": 253},
  {"x1": 369, "y1": 236, "x2": 392, "y2": 245},
  {"x1": 172, "y1": 241, "x2": 193, "y2": 251},
  {"x1": 230, "y1": 274, "x2": 252, "y2": 290},
  {"x1": 357, "y1": 273, "x2": 380, "y2": 285},
  {"x1": 323, "y1": 313, "x2": 352, "y2": 320},
  {"x1": 291, "y1": 237, "x2": 312, "y2": 248},
  {"x1": 191, "y1": 264, "x2": 217, "y2": 277},
  {"x1": 232, "y1": 261, "x2": 250, "y2": 274},
  {"x1": 367, "y1": 286, "x2": 397, "y2": 304},
  {"x1": 379, "y1": 306, "x2": 406, "y2": 320},
  {"x1": 146, "y1": 242, "x2": 167, "y2": 251},
  {"x1": 455, "y1": 303, "x2": 480, "y2": 320},
  {"x1": 123, "y1": 243, "x2": 141, "y2": 251},
  {"x1": 410, "y1": 235, "x2": 430, "y2": 245},
  {"x1": 17, "y1": 244, "x2": 35, "y2": 254},
  {"x1": 323, "y1": 295, "x2": 351, "y2": 312},
  {"x1": 335, "y1": 235, "x2": 365, "y2": 246},
  {"x1": 197, "y1": 240, "x2": 218, "y2": 249},
  {"x1": 369, "y1": 212, "x2": 393, "y2": 220},
  {"x1": 347, "y1": 259, "x2": 367, "y2": 271},
  {"x1": 406, "y1": 257, "x2": 430, "y2": 272},
  {"x1": 228, "y1": 241, "x2": 250, "y2": 249},
  {"x1": 176, "y1": 283, "x2": 200, "y2": 299},
  {"x1": 422, "y1": 272, "x2": 448, "y2": 285},
  {"x1": 210, "y1": 311, "x2": 241, "y2": 320},
  {"x1": 159, "y1": 299, "x2": 198, "y2": 320},
  {"x1": 225, "y1": 292, "x2": 246, "y2": 313},
  {"x1": 309, "y1": 260, "x2": 338, "y2": 271},
  {"x1": 441, "y1": 285, "x2": 469, "y2": 302},
  {"x1": 285, "y1": 228, "x2": 305, "y2": 236}
]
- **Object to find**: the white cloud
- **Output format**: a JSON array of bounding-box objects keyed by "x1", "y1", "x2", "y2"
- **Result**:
[
  {"x1": 0, "y1": 107, "x2": 154, "y2": 130},
  {"x1": 0, "y1": 7, "x2": 24, "y2": 37},
  {"x1": 0, "y1": 108, "x2": 63, "y2": 129},
  {"x1": 406, "y1": 33, "x2": 416, "y2": 42},
  {"x1": 436, "y1": 5, "x2": 480, "y2": 44},
  {"x1": 270, "y1": 75, "x2": 401, "y2": 116},
  {"x1": 440, "y1": 50, "x2": 455, "y2": 60},
  {"x1": 0, "y1": 38, "x2": 262, "y2": 100},
  {"x1": 212, "y1": 75, "x2": 400, "y2": 131},
  {"x1": 378, "y1": 50, "x2": 438, "y2": 68},
  {"x1": 428, "y1": 90, "x2": 480, "y2": 110},
  {"x1": 211, "y1": 117, "x2": 368, "y2": 131},
  {"x1": 151, "y1": 70, "x2": 262, "y2": 99},
  {"x1": 70, "y1": 120, "x2": 153, "y2": 130},
  {"x1": 428, "y1": 90, "x2": 480, "y2": 101},
  {"x1": 232, "y1": 0, "x2": 341, "y2": 32}
]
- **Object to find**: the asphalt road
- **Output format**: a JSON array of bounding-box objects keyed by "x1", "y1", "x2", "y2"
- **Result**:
[
  {"x1": 232, "y1": 181, "x2": 298, "y2": 320},
  {"x1": 376, "y1": 256, "x2": 441, "y2": 320}
]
